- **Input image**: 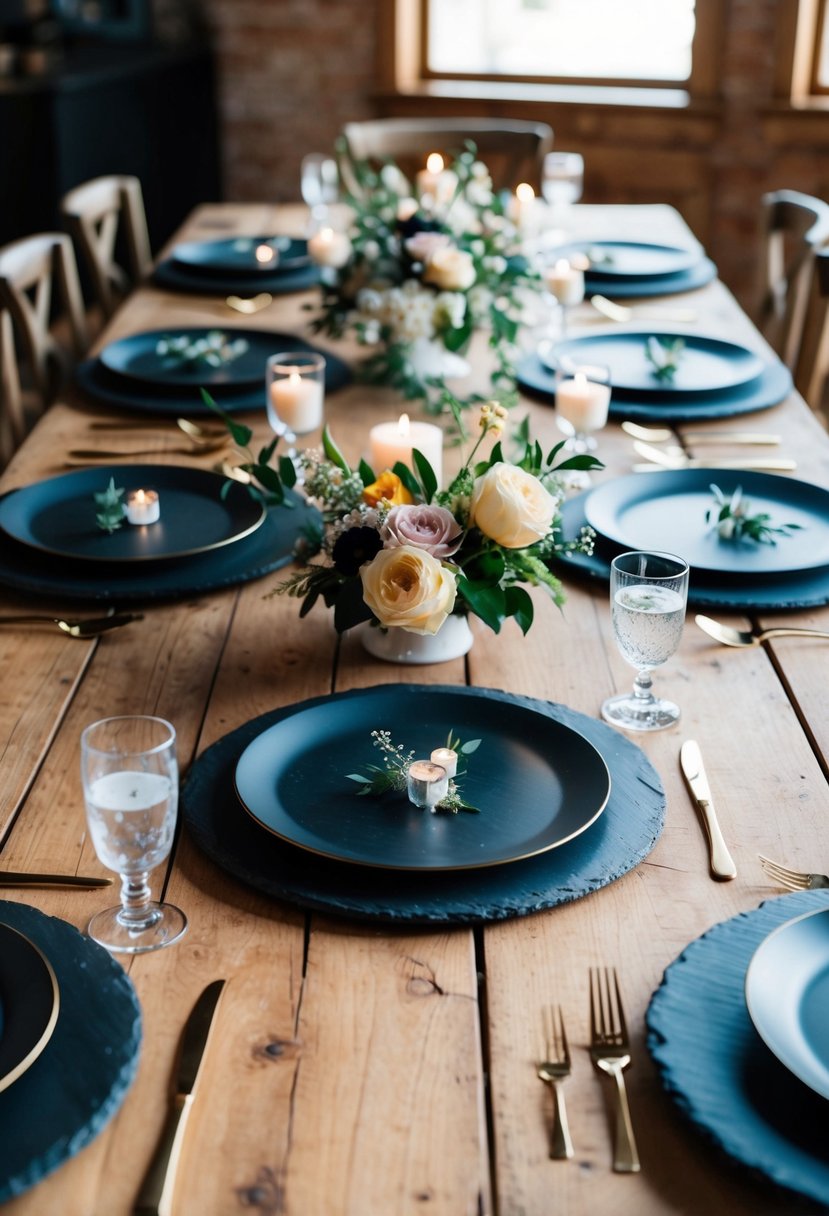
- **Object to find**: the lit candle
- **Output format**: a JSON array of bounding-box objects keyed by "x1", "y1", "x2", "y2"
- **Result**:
[
  {"x1": 255, "y1": 243, "x2": 276, "y2": 265},
  {"x1": 125, "y1": 489, "x2": 160, "y2": 525},
  {"x1": 368, "y1": 414, "x2": 443, "y2": 488},
  {"x1": 269, "y1": 369, "x2": 324, "y2": 434},
  {"x1": 430, "y1": 747, "x2": 458, "y2": 779},
  {"x1": 544, "y1": 258, "x2": 585, "y2": 306},
  {"x1": 397, "y1": 197, "x2": 419, "y2": 222},
  {"x1": 556, "y1": 372, "x2": 611, "y2": 433},
  {"x1": 407, "y1": 759, "x2": 449, "y2": 811},
  {"x1": 511, "y1": 182, "x2": 536, "y2": 232},
  {"x1": 416, "y1": 152, "x2": 445, "y2": 205},
  {"x1": 307, "y1": 226, "x2": 352, "y2": 268}
]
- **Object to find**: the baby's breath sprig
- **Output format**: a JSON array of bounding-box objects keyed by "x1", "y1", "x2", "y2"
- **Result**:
[
  {"x1": 706, "y1": 484, "x2": 803, "y2": 545},
  {"x1": 346, "y1": 728, "x2": 481, "y2": 813}
]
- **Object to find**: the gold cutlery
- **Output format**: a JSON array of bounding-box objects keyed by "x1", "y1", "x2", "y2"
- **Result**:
[
  {"x1": 680, "y1": 739, "x2": 737, "y2": 880},
  {"x1": 632, "y1": 439, "x2": 796, "y2": 472},
  {"x1": 758, "y1": 854, "x2": 829, "y2": 891},
  {"x1": 66, "y1": 438, "x2": 229, "y2": 460},
  {"x1": 622, "y1": 420, "x2": 781, "y2": 445},
  {"x1": 134, "y1": 979, "x2": 226, "y2": 1216},
  {"x1": 695, "y1": 614, "x2": 829, "y2": 647},
  {"x1": 225, "y1": 292, "x2": 272, "y2": 315},
  {"x1": 0, "y1": 612, "x2": 142, "y2": 637},
  {"x1": 176, "y1": 418, "x2": 226, "y2": 443},
  {"x1": 537, "y1": 1005, "x2": 574, "y2": 1159},
  {"x1": 589, "y1": 967, "x2": 640, "y2": 1173},
  {"x1": 0, "y1": 871, "x2": 112, "y2": 887},
  {"x1": 591, "y1": 294, "x2": 698, "y2": 324}
]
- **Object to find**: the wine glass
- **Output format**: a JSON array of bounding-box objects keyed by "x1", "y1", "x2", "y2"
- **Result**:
[
  {"x1": 300, "y1": 154, "x2": 339, "y2": 229},
  {"x1": 601, "y1": 551, "x2": 689, "y2": 732},
  {"x1": 542, "y1": 151, "x2": 584, "y2": 226},
  {"x1": 81, "y1": 715, "x2": 187, "y2": 954}
]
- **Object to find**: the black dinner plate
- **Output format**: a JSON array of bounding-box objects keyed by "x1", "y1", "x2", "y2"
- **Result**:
[
  {"x1": 542, "y1": 331, "x2": 765, "y2": 397},
  {"x1": 234, "y1": 686, "x2": 611, "y2": 871},
  {"x1": 0, "y1": 465, "x2": 266, "y2": 564},
  {"x1": 171, "y1": 235, "x2": 310, "y2": 275},
  {"x1": 99, "y1": 327, "x2": 306, "y2": 392},
  {"x1": 153, "y1": 257, "x2": 321, "y2": 296},
  {"x1": 554, "y1": 492, "x2": 829, "y2": 610},
  {"x1": 583, "y1": 469, "x2": 829, "y2": 577},
  {"x1": 0, "y1": 923, "x2": 59, "y2": 1094},
  {"x1": 583, "y1": 257, "x2": 718, "y2": 298},
  {"x1": 516, "y1": 349, "x2": 791, "y2": 423},
  {"x1": 75, "y1": 342, "x2": 350, "y2": 416},
  {"x1": 550, "y1": 239, "x2": 701, "y2": 279}
]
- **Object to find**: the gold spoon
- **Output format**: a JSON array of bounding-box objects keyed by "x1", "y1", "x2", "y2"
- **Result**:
[
  {"x1": 0, "y1": 612, "x2": 143, "y2": 637},
  {"x1": 590, "y1": 294, "x2": 698, "y2": 323},
  {"x1": 177, "y1": 417, "x2": 226, "y2": 443},
  {"x1": 622, "y1": 421, "x2": 782, "y2": 445},
  {"x1": 695, "y1": 614, "x2": 829, "y2": 647},
  {"x1": 225, "y1": 292, "x2": 272, "y2": 315}
]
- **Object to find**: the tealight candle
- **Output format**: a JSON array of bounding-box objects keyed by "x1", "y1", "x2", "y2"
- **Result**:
[
  {"x1": 407, "y1": 759, "x2": 449, "y2": 811},
  {"x1": 255, "y1": 243, "x2": 277, "y2": 265},
  {"x1": 368, "y1": 414, "x2": 443, "y2": 488},
  {"x1": 430, "y1": 747, "x2": 458, "y2": 779},
  {"x1": 544, "y1": 258, "x2": 585, "y2": 306},
  {"x1": 416, "y1": 152, "x2": 445, "y2": 205},
  {"x1": 124, "y1": 489, "x2": 160, "y2": 525},
  {"x1": 267, "y1": 352, "x2": 326, "y2": 436},
  {"x1": 307, "y1": 226, "x2": 351, "y2": 268},
  {"x1": 556, "y1": 371, "x2": 611, "y2": 433}
]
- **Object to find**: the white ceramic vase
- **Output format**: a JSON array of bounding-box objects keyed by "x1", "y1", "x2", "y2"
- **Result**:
[{"x1": 358, "y1": 614, "x2": 474, "y2": 664}]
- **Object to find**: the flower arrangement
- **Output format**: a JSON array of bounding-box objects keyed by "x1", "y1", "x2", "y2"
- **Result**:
[
  {"x1": 645, "y1": 336, "x2": 685, "y2": 382},
  {"x1": 306, "y1": 142, "x2": 540, "y2": 411},
  {"x1": 706, "y1": 483, "x2": 802, "y2": 544},
  {"x1": 274, "y1": 400, "x2": 600, "y2": 639}
]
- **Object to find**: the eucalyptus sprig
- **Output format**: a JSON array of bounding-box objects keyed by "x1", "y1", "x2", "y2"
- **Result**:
[
  {"x1": 157, "y1": 331, "x2": 249, "y2": 370},
  {"x1": 200, "y1": 388, "x2": 295, "y2": 508},
  {"x1": 645, "y1": 336, "x2": 685, "y2": 382},
  {"x1": 94, "y1": 477, "x2": 126, "y2": 533},
  {"x1": 346, "y1": 728, "x2": 481, "y2": 814},
  {"x1": 706, "y1": 483, "x2": 803, "y2": 545}
]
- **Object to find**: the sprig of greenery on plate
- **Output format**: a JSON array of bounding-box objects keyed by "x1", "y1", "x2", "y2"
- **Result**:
[
  {"x1": 346, "y1": 728, "x2": 481, "y2": 814},
  {"x1": 645, "y1": 336, "x2": 685, "y2": 382},
  {"x1": 94, "y1": 477, "x2": 126, "y2": 533},
  {"x1": 156, "y1": 331, "x2": 249, "y2": 370},
  {"x1": 706, "y1": 483, "x2": 803, "y2": 545}
]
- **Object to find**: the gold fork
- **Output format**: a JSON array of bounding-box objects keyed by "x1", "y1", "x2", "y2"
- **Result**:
[
  {"x1": 589, "y1": 967, "x2": 640, "y2": 1173},
  {"x1": 537, "y1": 1005, "x2": 574, "y2": 1159},
  {"x1": 758, "y1": 854, "x2": 829, "y2": 891}
]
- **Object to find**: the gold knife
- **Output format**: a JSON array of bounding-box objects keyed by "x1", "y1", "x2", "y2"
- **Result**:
[
  {"x1": 632, "y1": 440, "x2": 797, "y2": 472},
  {"x1": 133, "y1": 979, "x2": 226, "y2": 1216},
  {"x1": 0, "y1": 872, "x2": 112, "y2": 888},
  {"x1": 680, "y1": 740, "x2": 737, "y2": 880}
]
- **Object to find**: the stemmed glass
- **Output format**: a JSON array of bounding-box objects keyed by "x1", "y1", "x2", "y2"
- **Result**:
[
  {"x1": 81, "y1": 715, "x2": 187, "y2": 954},
  {"x1": 300, "y1": 153, "x2": 339, "y2": 229},
  {"x1": 542, "y1": 151, "x2": 584, "y2": 230},
  {"x1": 601, "y1": 551, "x2": 689, "y2": 732}
]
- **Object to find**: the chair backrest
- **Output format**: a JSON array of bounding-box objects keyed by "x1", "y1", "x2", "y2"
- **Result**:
[
  {"x1": 61, "y1": 174, "x2": 152, "y2": 319},
  {"x1": 0, "y1": 232, "x2": 89, "y2": 455},
  {"x1": 794, "y1": 247, "x2": 829, "y2": 419},
  {"x1": 758, "y1": 189, "x2": 829, "y2": 369},
  {"x1": 340, "y1": 117, "x2": 554, "y2": 195}
]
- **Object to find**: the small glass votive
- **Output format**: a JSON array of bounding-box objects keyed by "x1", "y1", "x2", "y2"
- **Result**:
[
  {"x1": 430, "y1": 747, "x2": 458, "y2": 779},
  {"x1": 266, "y1": 352, "x2": 325, "y2": 438},
  {"x1": 407, "y1": 760, "x2": 449, "y2": 812},
  {"x1": 125, "y1": 488, "x2": 160, "y2": 525}
]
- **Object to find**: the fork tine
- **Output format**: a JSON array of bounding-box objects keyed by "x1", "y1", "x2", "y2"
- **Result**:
[
  {"x1": 612, "y1": 969, "x2": 628, "y2": 1040},
  {"x1": 589, "y1": 967, "x2": 599, "y2": 1041},
  {"x1": 758, "y1": 855, "x2": 809, "y2": 888},
  {"x1": 557, "y1": 1006, "x2": 570, "y2": 1067}
]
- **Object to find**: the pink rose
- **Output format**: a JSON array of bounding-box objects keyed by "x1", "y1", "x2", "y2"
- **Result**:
[
  {"x1": 404, "y1": 232, "x2": 450, "y2": 263},
  {"x1": 382, "y1": 504, "x2": 462, "y2": 559}
]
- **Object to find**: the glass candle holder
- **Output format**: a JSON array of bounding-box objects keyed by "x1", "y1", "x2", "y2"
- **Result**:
[
  {"x1": 541, "y1": 151, "x2": 584, "y2": 230},
  {"x1": 266, "y1": 352, "x2": 325, "y2": 440},
  {"x1": 406, "y1": 760, "x2": 449, "y2": 811},
  {"x1": 543, "y1": 257, "x2": 585, "y2": 340}
]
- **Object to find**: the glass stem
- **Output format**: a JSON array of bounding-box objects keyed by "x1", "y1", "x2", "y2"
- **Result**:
[
  {"x1": 632, "y1": 669, "x2": 656, "y2": 706},
  {"x1": 117, "y1": 871, "x2": 158, "y2": 931}
]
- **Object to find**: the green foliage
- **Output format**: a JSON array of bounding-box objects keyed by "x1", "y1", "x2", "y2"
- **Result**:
[
  {"x1": 94, "y1": 477, "x2": 126, "y2": 533},
  {"x1": 706, "y1": 484, "x2": 803, "y2": 545}
]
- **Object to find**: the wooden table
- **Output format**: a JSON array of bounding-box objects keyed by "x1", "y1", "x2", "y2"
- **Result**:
[{"x1": 1, "y1": 203, "x2": 828, "y2": 1216}]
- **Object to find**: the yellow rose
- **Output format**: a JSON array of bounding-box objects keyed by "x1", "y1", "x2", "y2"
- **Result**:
[
  {"x1": 469, "y1": 462, "x2": 558, "y2": 548},
  {"x1": 360, "y1": 545, "x2": 457, "y2": 635},
  {"x1": 422, "y1": 246, "x2": 476, "y2": 292},
  {"x1": 362, "y1": 471, "x2": 414, "y2": 507}
]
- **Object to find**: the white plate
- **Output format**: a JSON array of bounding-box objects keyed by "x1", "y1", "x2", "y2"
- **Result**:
[{"x1": 745, "y1": 906, "x2": 829, "y2": 1100}]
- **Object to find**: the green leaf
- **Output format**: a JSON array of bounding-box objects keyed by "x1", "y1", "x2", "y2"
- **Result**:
[
  {"x1": 391, "y1": 460, "x2": 421, "y2": 500},
  {"x1": 251, "y1": 464, "x2": 285, "y2": 502},
  {"x1": 463, "y1": 549, "x2": 505, "y2": 586},
  {"x1": 554, "y1": 454, "x2": 605, "y2": 471},
  {"x1": 279, "y1": 455, "x2": 298, "y2": 488},
  {"x1": 346, "y1": 774, "x2": 371, "y2": 783},
  {"x1": 200, "y1": 388, "x2": 253, "y2": 448},
  {"x1": 322, "y1": 424, "x2": 350, "y2": 472},
  {"x1": 460, "y1": 739, "x2": 481, "y2": 754},
  {"x1": 412, "y1": 448, "x2": 438, "y2": 503},
  {"x1": 457, "y1": 575, "x2": 505, "y2": 633},
  {"x1": 359, "y1": 458, "x2": 376, "y2": 487},
  {"x1": 504, "y1": 585, "x2": 534, "y2": 635}
]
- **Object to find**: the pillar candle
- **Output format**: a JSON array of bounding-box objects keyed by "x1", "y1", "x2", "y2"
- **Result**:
[
  {"x1": 368, "y1": 414, "x2": 443, "y2": 488},
  {"x1": 269, "y1": 372, "x2": 324, "y2": 434}
]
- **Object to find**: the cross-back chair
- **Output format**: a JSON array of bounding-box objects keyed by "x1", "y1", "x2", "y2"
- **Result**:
[
  {"x1": 339, "y1": 117, "x2": 553, "y2": 196},
  {"x1": 794, "y1": 247, "x2": 829, "y2": 422},
  {"x1": 0, "y1": 232, "x2": 88, "y2": 466},
  {"x1": 758, "y1": 189, "x2": 829, "y2": 370},
  {"x1": 61, "y1": 174, "x2": 152, "y2": 320}
]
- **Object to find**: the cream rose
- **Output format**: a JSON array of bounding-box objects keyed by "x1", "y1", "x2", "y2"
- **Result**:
[
  {"x1": 360, "y1": 544, "x2": 457, "y2": 635},
  {"x1": 422, "y1": 246, "x2": 476, "y2": 292},
  {"x1": 469, "y1": 463, "x2": 558, "y2": 548}
]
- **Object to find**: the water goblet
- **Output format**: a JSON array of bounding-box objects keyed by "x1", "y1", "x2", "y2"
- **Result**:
[
  {"x1": 81, "y1": 715, "x2": 187, "y2": 954},
  {"x1": 300, "y1": 153, "x2": 339, "y2": 229},
  {"x1": 542, "y1": 151, "x2": 584, "y2": 229},
  {"x1": 601, "y1": 551, "x2": 689, "y2": 732}
]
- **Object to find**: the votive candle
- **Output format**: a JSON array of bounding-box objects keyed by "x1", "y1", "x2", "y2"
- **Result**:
[
  {"x1": 267, "y1": 352, "x2": 326, "y2": 435},
  {"x1": 125, "y1": 489, "x2": 160, "y2": 525},
  {"x1": 407, "y1": 759, "x2": 449, "y2": 810},
  {"x1": 368, "y1": 414, "x2": 443, "y2": 488},
  {"x1": 430, "y1": 747, "x2": 458, "y2": 779},
  {"x1": 556, "y1": 372, "x2": 611, "y2": 433},
  {"x1": 544, "y1": 258, "x2": 585, "y2": 306}
]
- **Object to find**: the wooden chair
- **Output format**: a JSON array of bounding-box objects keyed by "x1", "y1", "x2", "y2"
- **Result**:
[
  {"x1": 0, "y1": 232, "x2": 88, "y2": 466},
  {"x1": 757, "y1": 189, "x2": 829, "y2": 370},
  {"x1": 794, "y1": 247, "x2": 829, "y2": 421},
  {"x1": 340, "y1": 117, "x2": 553, "y2": 195},
  {"x1": 61, "y1": 174, "x2": 153, "y2": 320}
]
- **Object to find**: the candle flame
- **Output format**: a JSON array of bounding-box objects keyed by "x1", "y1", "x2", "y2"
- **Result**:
[
  {"x1": 516, "y1": 182, "x2": 535, "y2": 202},
  {"x1": 135, "y1": 489, "x2": 147, "y2": 505},
  {"x1": 288, "y1": 371, "x2": 303, "y2": 388},
  {"x1": 426, "y1": 153, "x2": 444, "y2": 174},
  {"x1": 255, "y1": 243, "x2": 275, "y2": 264},
  {"x1": 573, "y1": 372, "x2": 588, "y2": 389},
  {"x1": 397, "y1": 413, "x2": 410, "y2": 437},
  {"x1": 554, "y1": 258, "x2": 571, "y2": 272}
]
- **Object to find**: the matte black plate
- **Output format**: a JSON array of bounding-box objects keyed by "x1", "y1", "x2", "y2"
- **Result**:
[
  {"x1": 516, "y1": 350, "x2": 791, "y2": 423},
  {"x1": 0, "y1": 465, "x2": 265, "y2": 564},
  {"x1": 235, "y1": 686, "x2": 610, "y2": 870},
  {"x1": 543, "y1": 331, "x2": 765, "y2": 396},
  {"x1": 153, "y1": 257, "x2": 321, "y2": 296},
  {"x1": 584, "y1": 469, "x2": 829, "y2": 576},
  {"x1": 99, "y1": 327, "x2": 307, "y2": 391},
  {"x1": 0, "y1": 923, "x2": 59, "y2": 1093},
  {"x1": 550, "y1": 239, "x2": 700, "y2": 279},
  {"x1": 555, "y1": 493, "x2": 829, "y2": 610},
  {"x1": 172, "y1": 235, "x2": 309, "y2": 274}
]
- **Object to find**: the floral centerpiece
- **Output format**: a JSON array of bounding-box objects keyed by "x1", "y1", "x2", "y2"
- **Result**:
[
  {"x1": 306, "y1": 142, "x2": 540, "y2": 411},
  {"x1": 268, "y1": 400, "x2": 600, "y2": 645}
]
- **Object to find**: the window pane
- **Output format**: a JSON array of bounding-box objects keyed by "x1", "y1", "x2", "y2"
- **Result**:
[
  {"x1": 427, "y1": 0, "x2": 696, "y2": 82},
  {"x1": 817, "y1": 7, "x2": 829, "y2": 87}
]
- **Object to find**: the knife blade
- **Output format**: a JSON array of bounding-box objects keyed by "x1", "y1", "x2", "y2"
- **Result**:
[
  {"x1": 133, "y1": 979, "x2": 226, "y2": 1216},
  {"x1": 0, "y1": 871, "x2": 113, "y2": 888},
  {"x1": 632, "y1": 439, "x2": 797, "y2": 472},
  {"x1": 680, "y1": 740, "x2": 737, "y2": 880}
]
